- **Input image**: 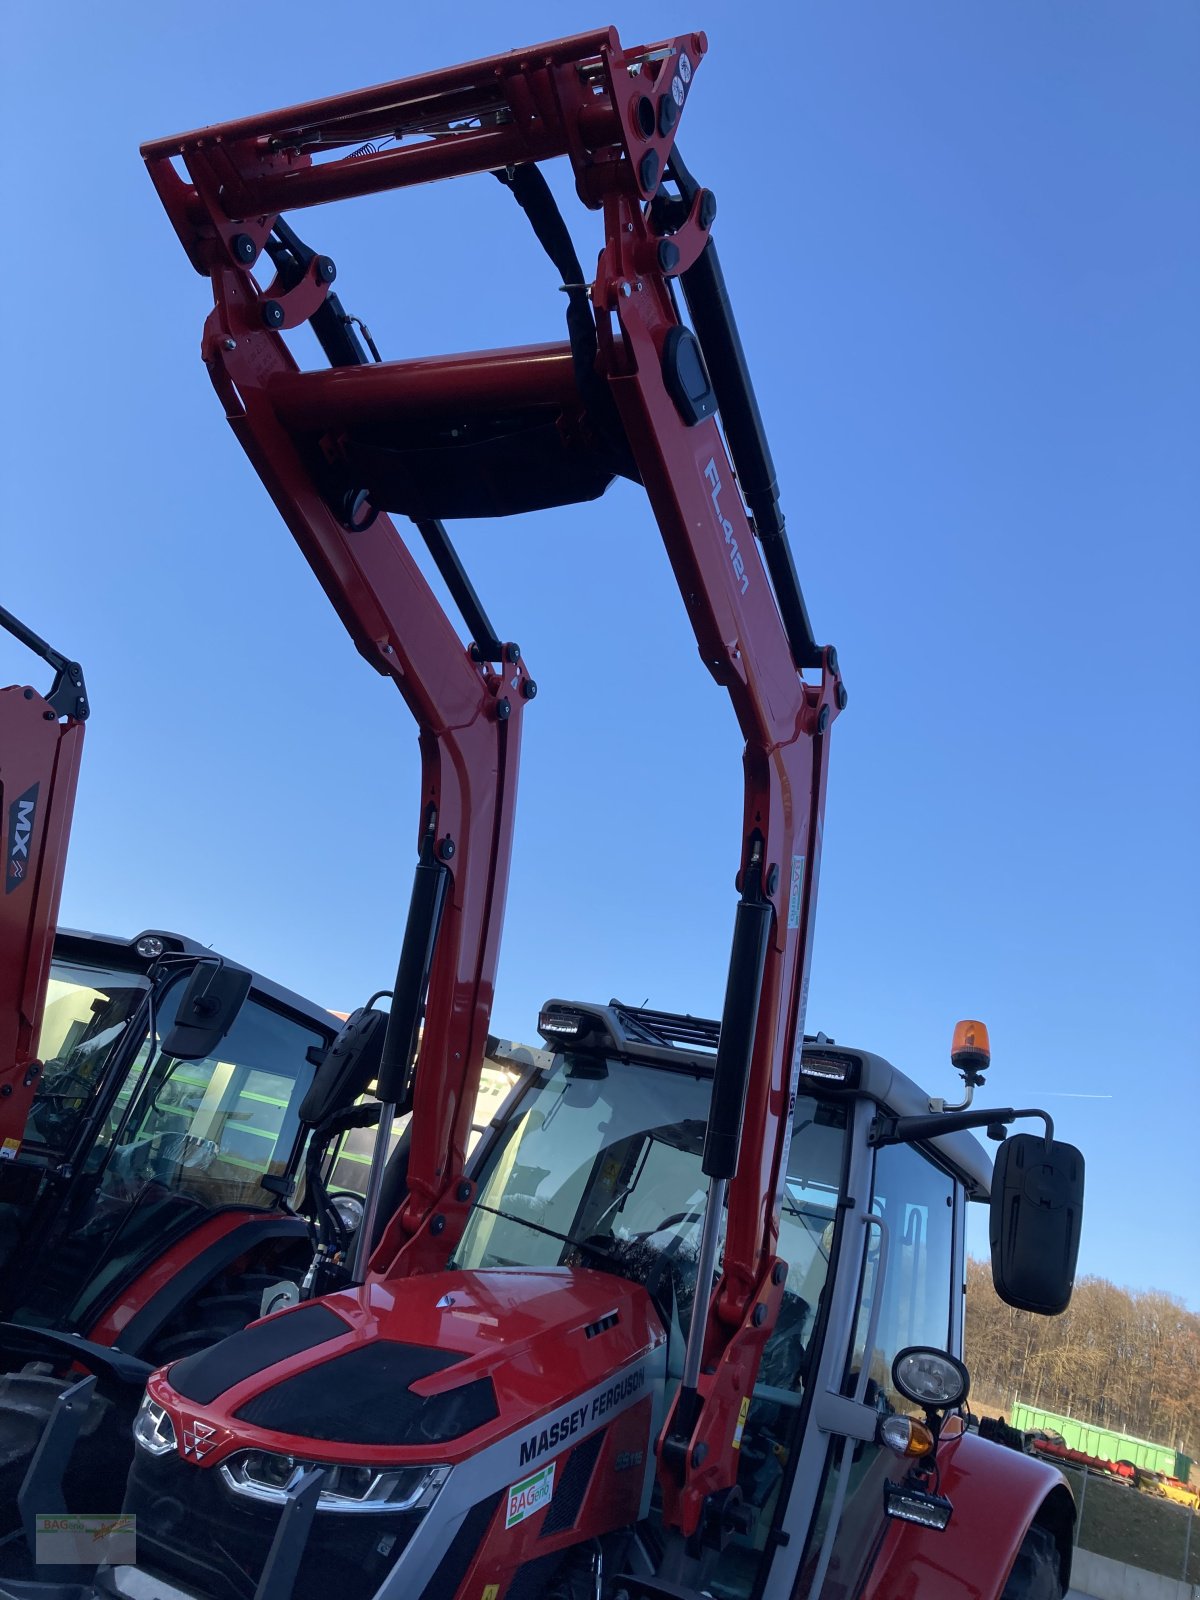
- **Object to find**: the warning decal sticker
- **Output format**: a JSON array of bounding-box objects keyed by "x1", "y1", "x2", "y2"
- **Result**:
[{"x1": 732, "y1": 1394, "x2": 751, "y2": 1449}]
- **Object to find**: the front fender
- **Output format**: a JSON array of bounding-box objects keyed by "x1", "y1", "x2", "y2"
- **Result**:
[
  {"x1": 85, "y1": 1210, "x2": 309, "y2": 1354},
  {"x1": 859, "y1": 1430, "x2": 1075, "y2": 1600}
]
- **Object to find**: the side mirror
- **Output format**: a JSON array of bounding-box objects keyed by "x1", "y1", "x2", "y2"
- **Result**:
[
  {"x1": 160, "y1": 962, "x2": 252, "y2": 1062},
  {"x1": 989, "y1": 1134, "x2": 1085, "y2": 1315},
  {"x1": 297, "y1": 1006, "x2": 388, "y2": 1128}
]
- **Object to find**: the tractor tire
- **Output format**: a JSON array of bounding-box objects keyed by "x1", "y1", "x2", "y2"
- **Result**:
[
  {"x1": 1000, "y1": 1523, "x2": 1064, "y2": 1599},
  {"x1": 143, "y1": 1270, "x2": 303, "y2": 1364}
]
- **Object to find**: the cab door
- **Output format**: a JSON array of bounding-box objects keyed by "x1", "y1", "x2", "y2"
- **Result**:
[
  {"x1": 698, "y1": 1094, "x2": 856, "y2": 1599},
  {"x1": 798, "y1": 1133, "x2": 960, "y2": 1597}
]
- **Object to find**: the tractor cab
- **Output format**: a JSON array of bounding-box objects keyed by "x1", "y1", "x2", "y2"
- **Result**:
[
  {"x1": 0, "y1": 928, "x2": 339, "y2": 1357},
  {"x1": 446, "y1": 1001, "x2": 1000, "y2": 1597},
  {"x1": 105, "y1": 1001, "x2": 1077, "y2": 1600}
]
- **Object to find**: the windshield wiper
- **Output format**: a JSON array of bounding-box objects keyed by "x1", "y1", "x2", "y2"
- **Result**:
[{"x1": 458, "y1": 1201, "x2": 621, "y2": 1267}]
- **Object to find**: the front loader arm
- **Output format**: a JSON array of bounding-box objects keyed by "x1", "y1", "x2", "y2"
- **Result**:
[
  {"x1": 144, "y1": 21, "x2": 843, "y2": 1538},
  {"x1": 193, "y1": 276, "x2": 532, "y2": 1266},
  {"x1": 588, "y1": 165, "x2": 842, "y2": 1538},
  {"x1": 0, "y1": 607, "x2": 88, "y2": 1151},
  {"x1": 142, "y1": 20, "x2": 712, "y2": 1274}
]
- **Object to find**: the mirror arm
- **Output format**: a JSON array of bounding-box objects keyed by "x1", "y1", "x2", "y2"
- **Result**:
[
  {"x1": 1010, "y1": 1107, "x2": 1054, "y2": 1149},
  {"x1": 871, "y1": 1105, "x2": 1054, "y2": 1150}
]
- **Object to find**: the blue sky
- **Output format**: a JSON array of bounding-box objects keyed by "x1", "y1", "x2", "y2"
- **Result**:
[{"x1": 3, "y1": 3, "x2": 1196, "y2": 1309}]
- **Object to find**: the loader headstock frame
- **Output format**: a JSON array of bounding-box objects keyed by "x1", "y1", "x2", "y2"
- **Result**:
[{"x1": 143, "y1": 22, "x2": 844, "y2": 1540}]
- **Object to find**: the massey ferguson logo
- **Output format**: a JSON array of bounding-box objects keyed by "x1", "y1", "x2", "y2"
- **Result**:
[
  {"x1": 5, "y1": 783, "x2": 39, "y2": 894},
  {"x1": 182, "y1": 1419, "x2": 217, "y2": 1460},
  {"x1": 703, "y1": 459, "x2": 750, "y2": 596}
]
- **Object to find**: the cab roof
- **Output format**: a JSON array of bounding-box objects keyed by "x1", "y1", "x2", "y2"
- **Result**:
[
  {"x1": 53, "y1": 926, "x2": 339, "y2": 1042},
  {"x1": 532, "y1": 998, "x2": 994, "y2": 1200}
]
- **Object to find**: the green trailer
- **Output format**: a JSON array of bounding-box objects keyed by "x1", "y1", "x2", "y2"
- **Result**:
[{"x1": 1011, "y1": 1402, "x2": 1192, "y2": 1483}]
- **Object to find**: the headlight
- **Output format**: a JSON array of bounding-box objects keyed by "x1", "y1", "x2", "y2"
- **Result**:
[
  {"x1": 133, "y1": 1395, "x2": 176, "y2": 1456},
  {"x1": 891, "y1": 1347, "x2": 970, "y2": 1411},
  {"x1": 220, "y1": 1451, "x2": 449, "y2": 1513},
  {"x1": 318, "y1": 1462, "x2": 447, "y2": 1510}
]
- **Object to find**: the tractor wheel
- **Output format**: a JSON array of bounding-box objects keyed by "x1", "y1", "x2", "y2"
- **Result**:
[
  {"x1": 142, "y1": 1269, "x2": 304, "y2": 1364},
  {"x1": 1000, "y1": 1523, "x2": 1064, "y2": 1599}
]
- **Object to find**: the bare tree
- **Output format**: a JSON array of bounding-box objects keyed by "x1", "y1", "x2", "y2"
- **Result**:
[{"x1": 965, "y1": 1260, "x2": 1199, "y2": 1462}]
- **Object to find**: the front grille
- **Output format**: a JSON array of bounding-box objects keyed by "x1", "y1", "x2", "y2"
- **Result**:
[
  {"x1": 124, "y1": 1449, "x2": 421, "y2": 1600},
  {"x1": 540, "y1": 1430, "x2": 603, "y2": 1536}
]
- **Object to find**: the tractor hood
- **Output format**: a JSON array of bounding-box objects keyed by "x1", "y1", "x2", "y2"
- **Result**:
[
  {"x1": 147, "y1": 1267, "x2": 666, "y2": 1470},
  {"x1": 126, "y1": 1269, "x2": 668, "y2": 1600}
]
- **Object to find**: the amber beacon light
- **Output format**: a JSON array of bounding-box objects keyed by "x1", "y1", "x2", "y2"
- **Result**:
[{"x1": 950, "y1": 1018, "x2": 991, "y2": 1076}]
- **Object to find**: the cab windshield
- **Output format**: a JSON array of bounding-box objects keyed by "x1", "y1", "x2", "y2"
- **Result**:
[
  {"x1": 454, "y1": 1053, "x2": 713, "y2": 1323},
  {"x1": 93, "y1": 996, "x2": 325, "y2": 1210},
  {"x1": 453, "y1": 1048, "x2": 853, "y2": 1600},
  {"x1": 11, "y1": 966, "x2": 328, "y2": 1330}
]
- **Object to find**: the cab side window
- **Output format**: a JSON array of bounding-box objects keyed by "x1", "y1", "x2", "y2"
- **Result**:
[{"x1": 855, "y1": 1141, "x2": 955, "y2": 1402}]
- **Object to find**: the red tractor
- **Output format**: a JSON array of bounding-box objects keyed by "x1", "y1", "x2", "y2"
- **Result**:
[
  {"x1": 1, "y1": 26, "x2": 1085, "y2": 1600},
  {"x1": 0, "y1": 610, "x2": 349, "y2": 1362},
  {"x1": 0, "y1": 612, "x2": 398, "y2": 1502}
]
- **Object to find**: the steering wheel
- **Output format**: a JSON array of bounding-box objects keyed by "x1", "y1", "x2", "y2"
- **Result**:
[
  {"x1": 36, "y1": 1063, "x2": 95, "y2": 1100},
  {"x1": 28, "y1": 1065, "x2": 95, "y2": 1143},
  {"x1": 154, "y1": 1132, "x2": 220, "y2": 1171},
  {"x1": 634, "y1": 1209, "x2": 705, "y2": 1243}
]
